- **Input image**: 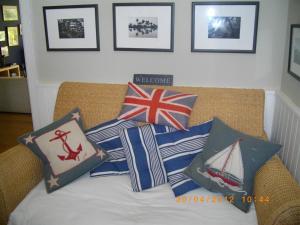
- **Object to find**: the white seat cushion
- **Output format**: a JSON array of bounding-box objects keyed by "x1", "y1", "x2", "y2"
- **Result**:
[{"x1": 9, "y1": 174, "x2": 258, "y2": 225}]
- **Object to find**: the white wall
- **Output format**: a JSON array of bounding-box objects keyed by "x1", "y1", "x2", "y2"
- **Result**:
[
  {"x1": 281, "y1": 0, "x2": 300, "y2": 108},
  {"x1": 28, "y1": 0, "x2": 288, "y2": 88},
  {"x1": 20, "y1": 0, "x2": 288, "y2": 130}
]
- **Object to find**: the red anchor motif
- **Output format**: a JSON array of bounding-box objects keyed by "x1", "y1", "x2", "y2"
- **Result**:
[{"x1": 49, "y1": 130, "x2": 82, "y2": 161}]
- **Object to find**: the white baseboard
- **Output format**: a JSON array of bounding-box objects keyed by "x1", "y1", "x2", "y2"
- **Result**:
[
  {"x1": 271, "y1": 90, "x2": 300, "y2": 183},
  {"x1": 34, "y1": 83, "x2": 60, "y2": 129},
  {"x1": 264, "y1": 90, "x2": 276, "y2": 139}
]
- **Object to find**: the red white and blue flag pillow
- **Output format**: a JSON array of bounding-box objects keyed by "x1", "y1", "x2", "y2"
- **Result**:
[{"x1": 118, "y1": 82, "x2": 197, "y2": 130}]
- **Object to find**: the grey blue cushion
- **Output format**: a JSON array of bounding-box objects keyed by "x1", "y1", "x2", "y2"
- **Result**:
[
  {"x1": 85, "y1": 119, "x2": 137, "y2": 176},
  {"x1": 156, "y1": 120, "x2": 212, "y2": 196},
  {"x1": 119, "y1": 124, "x2": 176, "y2": 192},
  {"x1": 184, "y1": 117, "x2": 281, "y2": 212},
  {"x1": 118, "y1": 82, "x2": 197, "y2": 130},
  {"x1": 18, "y1": 108, "x2": 108, "y2": 193}
]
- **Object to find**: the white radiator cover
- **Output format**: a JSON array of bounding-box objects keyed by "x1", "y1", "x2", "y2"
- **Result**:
[{"x1": 271, "y1": 91, "x2": 300, "y2": 184}]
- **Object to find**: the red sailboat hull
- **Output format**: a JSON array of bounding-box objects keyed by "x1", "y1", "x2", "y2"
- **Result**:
[{"x1": 207, "y1": 168, "x2": 240, "y2": 187}]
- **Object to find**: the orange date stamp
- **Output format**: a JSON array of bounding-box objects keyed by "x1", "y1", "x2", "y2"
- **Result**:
[{"x1": 176, "y1": 195, "x2": 270, "y2": 204}]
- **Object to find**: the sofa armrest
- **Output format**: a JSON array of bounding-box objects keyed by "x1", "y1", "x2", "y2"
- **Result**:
[
  {"x1": 0, "y1": 144, "x2": 42, "y2": 225},
  {"x1": 254, "y1": 155, "x2": 300, "y2": 225}
]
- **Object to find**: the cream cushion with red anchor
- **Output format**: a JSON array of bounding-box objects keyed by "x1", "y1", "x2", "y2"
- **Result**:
[{"x1": 18, "y1": 108, "x2": 108, "y2": 193}]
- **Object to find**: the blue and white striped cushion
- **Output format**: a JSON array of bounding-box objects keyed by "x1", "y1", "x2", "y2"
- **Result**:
[
  {"x1": 119, "y1": 124, "x2": 176, "y2": 192},
  {"x1": 85, "y1": 119, "x2": 137, "y2": 176},
  {"x1": 155, "y1": 120, "x2": 212, "y2": 196}
]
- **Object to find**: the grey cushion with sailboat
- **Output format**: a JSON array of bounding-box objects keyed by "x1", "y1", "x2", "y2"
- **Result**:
[{"x1": 184, "y1": 117, "x2": 281, "y2": 212}]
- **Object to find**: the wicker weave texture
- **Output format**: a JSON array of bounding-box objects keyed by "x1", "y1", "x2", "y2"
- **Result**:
[
  {"x1": 54, "y1": 82, "x2": 265, "y2": 137},
  {"x1": 0, "y1": 144, "x2": 42, "y2": 225},
  {"x1": 255, "y1": 155, "x2": 300, "y2": 225}
]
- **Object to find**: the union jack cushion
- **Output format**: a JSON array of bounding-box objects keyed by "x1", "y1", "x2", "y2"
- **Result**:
[{"x1": 118, "y1": 82, "x2": 197, "y2": 130}]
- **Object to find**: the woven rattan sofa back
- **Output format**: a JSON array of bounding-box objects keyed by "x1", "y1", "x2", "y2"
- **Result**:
[{"x1": 53, "y1": 82, "x2": 265, "y2": 137}]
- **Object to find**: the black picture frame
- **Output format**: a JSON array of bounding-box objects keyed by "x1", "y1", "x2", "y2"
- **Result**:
[
  {"x1": 113, "y1": 3, "x2": 174, "y2": 52},
  {"x1": 191, "y1": 1, "x2": 259, "y2": 53},
  {"x1": 288, "y1": 24, "x2": 300, "y2": 81},
  {"x1": 43, "y1": 5, "x2": 100, "y2": 51}
]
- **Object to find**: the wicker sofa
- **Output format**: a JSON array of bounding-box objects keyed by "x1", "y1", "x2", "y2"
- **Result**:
[{"x1": 1, "y1": 82, "x2": 300, "y2": 225}]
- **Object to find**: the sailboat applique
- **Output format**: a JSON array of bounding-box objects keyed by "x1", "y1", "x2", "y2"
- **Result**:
[{"x1": 197, "y1": 139, "x2": 247, "y2": 194}]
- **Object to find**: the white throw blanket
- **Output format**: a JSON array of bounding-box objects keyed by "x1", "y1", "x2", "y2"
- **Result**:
[{"x1": 9, "y1": 173, "x2": 258, "y2": 225}]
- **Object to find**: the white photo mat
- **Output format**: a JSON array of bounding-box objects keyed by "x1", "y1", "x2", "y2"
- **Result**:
[
  {"x1": 113, "y1": 4, "x2": 174, "y2": 51},
  {"x1": 192, "y1": 3, "x2": 259, "y2": 53},
  {"x1": 43, "y1": 5, "x2": 99, "y2": 51}
]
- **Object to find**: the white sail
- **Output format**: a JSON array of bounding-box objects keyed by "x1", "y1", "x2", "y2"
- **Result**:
[
  {"x1": 205, "y1": 141, "x2": 244, "y2": 181},
  {"x1": 205, "y1": 145, "x2": 232, "y2": 169},
  {"x1": 224, "y1": 142, "x2": 244, "y2": 180}
]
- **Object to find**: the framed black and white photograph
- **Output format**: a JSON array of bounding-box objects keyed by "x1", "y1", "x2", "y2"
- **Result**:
[
  {"x1": 288, "y1": 24, "x2": 300, "y2": 81},
  {"x1": 2, "y1": 5, "x2": 19, "y2": 21},
  {"x1": 43, "y1": 5, "x2": 100, "y2": 51},
  {"x1": 0, "y1": 31, "x2": 6, "y2": 42},
  {"x1": 7, "y1": 27, "x2": 19, "y2": 46},
  {"x1": 192, "y1": 2, "x2": 259, "y2": 53},
  {"x1": 1, "y1": 46, "x2": 9, "y2": 57},
  {"x1": 113, "y1": 3, "x2": 174, "y2": 52}
]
